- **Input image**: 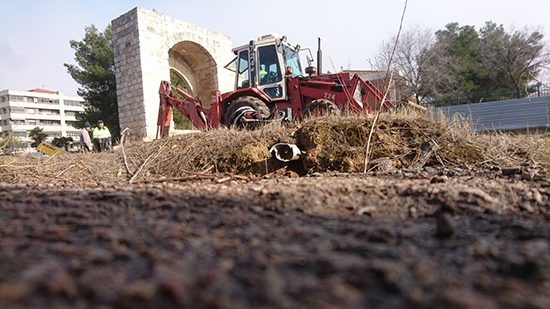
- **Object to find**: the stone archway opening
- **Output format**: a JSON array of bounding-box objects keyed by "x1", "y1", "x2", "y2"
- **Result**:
[
  {"x1": 168, "y1": 41, "x2": 218, "y2": 108},
  {"x1": 169, "y1": 69, "x2": 193, "y2": 129}
]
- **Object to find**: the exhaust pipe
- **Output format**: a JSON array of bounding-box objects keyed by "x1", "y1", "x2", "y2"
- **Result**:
[
  {"x1": 270, "y1": 143, "x2": 301, "y2": 162},
  {"x1": 317, "y1": 37, "x2": 322, "y2": 75}
]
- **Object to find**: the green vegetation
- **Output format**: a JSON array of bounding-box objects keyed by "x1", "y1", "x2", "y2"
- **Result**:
[
  {"x1": 52, "y1": 136, "x2": 74, "y2": 150},
  {"x1": 170, "y1": 70, "x2": 194, "y2": 130},
  {"x1": 379, "y1": 21, "x2": 548, "y2": 106},
  {"x1": 0, "y1": 133, "x2": 26, "y2": 155},
  {"x1": 65, "y1": 25, "x2": 120, "y2": 139},
  {"x1": 29, "y1": 127, "x2": 47, "y2": 147}
]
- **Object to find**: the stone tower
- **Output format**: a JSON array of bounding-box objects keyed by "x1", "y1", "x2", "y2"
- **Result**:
[{"x1": 111, "y1": 7, "x2": 233, "y2": 140}]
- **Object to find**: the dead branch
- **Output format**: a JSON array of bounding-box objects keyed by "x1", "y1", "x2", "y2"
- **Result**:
[
  {"x1": 55, "y1": 164, "x2": 76, "y2": 177},
  {"x1": 129, "y1": 142, "x2": 168, "y2": 184},
  {"x1": 132, "y1": 173, "x2": 250, "y2": 184},
  {"x1": 363, "y1": 0, "x2": 408, "y2": 173},
  {"x1": 120, "y1": 128, "x2": 133, "y2": 176}
]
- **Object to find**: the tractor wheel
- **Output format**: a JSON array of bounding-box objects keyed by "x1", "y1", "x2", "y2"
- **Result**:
[
  {"x1": 224, "y1": 96, "x2": 270, "y2": 128},
  {"x1": 303, "y1": 99, "x2": 341, "y2": 118}
]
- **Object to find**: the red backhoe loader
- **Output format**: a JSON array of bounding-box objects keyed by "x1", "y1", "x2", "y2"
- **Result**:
[{"x1": 157, "y1": 34, "x2": 392, "y2": 137}]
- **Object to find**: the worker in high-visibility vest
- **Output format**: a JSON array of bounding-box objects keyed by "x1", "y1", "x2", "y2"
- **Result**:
[{"x1": 92, "y1": 120, "x2": 112, "y2": 152}]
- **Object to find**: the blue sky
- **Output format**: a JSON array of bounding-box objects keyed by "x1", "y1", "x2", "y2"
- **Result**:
[{"x1": 1, "y1": 0, "x2": 549, "y2": 95}]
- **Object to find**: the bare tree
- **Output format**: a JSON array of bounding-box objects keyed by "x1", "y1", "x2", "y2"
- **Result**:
[
  {"x1": 376, "y1": 27, "x2": 435, "y2": 103},
  {"x1": 418, "y1": 36, "x2": 462, "y2": 102},
  {"x1": 479, "y1": 22, "x2": 549, "y2": 98}
]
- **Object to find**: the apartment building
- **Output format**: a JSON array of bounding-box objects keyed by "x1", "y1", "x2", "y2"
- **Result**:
[{"x1": 0, "y1": 88, "x2": 85, "y2": 147}]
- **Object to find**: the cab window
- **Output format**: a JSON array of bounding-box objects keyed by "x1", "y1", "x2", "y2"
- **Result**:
[
  {"x1": 283, "y1": 45, "x2": 302, "y2": 77},
  {"x1": 237, "y1": 50, "x2": 249, "y2": 89},
  {"x1": 258, "y1": 45, "x2": 282, "y2": 86}
]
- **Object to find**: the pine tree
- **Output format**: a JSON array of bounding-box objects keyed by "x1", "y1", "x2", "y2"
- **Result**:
[{"x1": 64, "y1": 25, "x2": 120, "y2": 140}]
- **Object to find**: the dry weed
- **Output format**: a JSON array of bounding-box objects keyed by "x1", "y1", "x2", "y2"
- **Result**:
[{"x1": 0, "y1": 111, "x2": 546, "y2": 185}]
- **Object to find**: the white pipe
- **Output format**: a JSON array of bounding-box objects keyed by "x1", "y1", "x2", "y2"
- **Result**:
[{"x1": 269, "y1": 143, "x2": 301, "y2": 162}]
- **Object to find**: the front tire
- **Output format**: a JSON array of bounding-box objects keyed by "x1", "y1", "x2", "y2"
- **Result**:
[
  {"x1": 303, "y1": 99, "x2": 340, "y2": 118},
  {"x1": 224, "y1": 96, "x2": 270, "y2": 128}
]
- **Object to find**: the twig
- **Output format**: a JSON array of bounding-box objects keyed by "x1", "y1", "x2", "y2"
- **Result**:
[
  {"x1": 0, "y1": 160, "x2": 15, "y2": 168},
  {"x1": 120, "y1": 128, "x2": 133, "y2": 176},
  {"x1": 363, "y1": 112, "x2": 382, "y2": 173},
  {"x1": 129, "y1": 143, "x2": 168, "y2": 183},
  {"x1": 132, "y1": 174, "x2": 250, "y2": 184},
  {"x1": 55, "y1": 164, "x2": 75, "y2": 177},
  {"x1": 363, "y1": 0, "x2": 408, "y2": 173},
  {"x1": 329, "y1": 57, "x2": 354, "y2": 105}
]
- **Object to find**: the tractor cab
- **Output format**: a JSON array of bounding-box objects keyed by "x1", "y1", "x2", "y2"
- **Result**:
[{"x1": 225, "y1": 34, "x2": 303, "y2": 101}]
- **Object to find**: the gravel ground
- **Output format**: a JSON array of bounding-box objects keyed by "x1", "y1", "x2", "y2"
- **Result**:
[{"x1": 0, "y1": 166, "x2": 549, "y2": 308}]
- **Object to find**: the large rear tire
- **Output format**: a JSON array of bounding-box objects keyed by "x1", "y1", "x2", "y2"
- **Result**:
[
  {"x1": 224, "y1": 96, "x2": 270, "y2": 128},
  {"x1": 303, "y1": 99, "x2": 341, "y2": 118}
]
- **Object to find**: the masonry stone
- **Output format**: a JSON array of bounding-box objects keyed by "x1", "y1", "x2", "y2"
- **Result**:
[{"x1": 112, "y1": 7, "x2": 233, "y2": 140}]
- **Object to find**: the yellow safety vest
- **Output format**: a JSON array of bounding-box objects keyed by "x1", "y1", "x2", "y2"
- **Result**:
[{"x1": 92, "y1": 127, "x2": 111, "y2": 139}]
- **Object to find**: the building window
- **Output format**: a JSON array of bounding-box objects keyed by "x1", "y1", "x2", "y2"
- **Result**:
[
  {"x1": 12, "y1": 120, "x2": 25, "y2": 125},
  {"x1": 10, "y1": 107, "x2": 25, "y2": 113},
  {"x1": 9, "y1": 95, "x2": 25, "y2": 102},
  {"x1": 26, "y1": 119, "x2": 37, "y2": 125},
  {"x1": 39, "y1": 120, "x2": 61, "y2": 126},
  {"x1": 39, "y1": 109, "x2": 60, "y2": 116},
  {"x1": 25, "y1": 108, "x2": 36, "y2": 114},
  {"x1": 1, "y1": 96, "x2": 7, "y2": 102},
  {"x1": 66, "y1": 131, "x2": 80, "y2": 137},
  {"x1": 64, "y1": 100, "x2": 83, "y2": 107}
]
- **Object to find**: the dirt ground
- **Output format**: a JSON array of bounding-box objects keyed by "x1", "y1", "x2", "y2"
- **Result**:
[
  {"x1": 0, "y1": 164, "x2": 548, "y2": 308},
  {"x1": 1, "y1": 114, "x2": 549, "y2": 308}
]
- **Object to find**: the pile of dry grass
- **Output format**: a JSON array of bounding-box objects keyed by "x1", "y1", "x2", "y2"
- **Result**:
[
  {"x1": 476, "y1": 132, "x2": 550, "y2": 166},
  {"x1": 0, "y1": 110, "x2": 547, "y2": 185},
  {"x1": 122, "y1": 123, "x2": 294, "y2": 181},
  {"x1": 0, "y1": 152, "x2": 124, "y2": 186},
  {"x1": 296, "y1": 110, "x2": 484, "y2": 172}
]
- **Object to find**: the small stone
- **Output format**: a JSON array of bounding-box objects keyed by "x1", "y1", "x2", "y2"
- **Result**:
[
  {"x1": 0, "y1": 282, "x2": 28, "y2": 301},
  {"x1": 357, "y1": 206, "x2": 376, "y2": 216},
  {"x1": 521, "y1": 170, "x2": 536, "y2": 181},
  {"x1": 430, "y1": 175, "x2": 448, "y2": 184},
  {"x1": 519, "y1": 203, "x2": 535, "y2": 213},
  {"x1": 409, "y1": 207, "x2": 419, "y2": 218},
  {"x1": 424, "y1": 166, "x2": 437, "y2": 174},
  {"x1": 447, "y1": 169, "x2": 459, "y2": 177},
  {"x1": 88, "y1": 248, "x2": 113, "y2": 264},
  {"x1": 122, "y1": 281, "x2": 157, "y2": 301},
  {"x1": 502, "y1": 166, "x2": 521, "y2": 176},
  {"x1": 435, "y1": 213, "x2": 454, "y2": 238},
  {"x1": 531, "y1": 190, "x2": 544, "y2": 205}
]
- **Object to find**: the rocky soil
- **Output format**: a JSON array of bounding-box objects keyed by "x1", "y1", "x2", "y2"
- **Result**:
[{"x1": 0, "y1": 165, "x2": 548, "y2": 308}]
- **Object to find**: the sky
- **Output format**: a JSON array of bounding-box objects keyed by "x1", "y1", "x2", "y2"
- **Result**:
[{"x1": 1, "y1": 0, "x2": 549, "y2": 96}]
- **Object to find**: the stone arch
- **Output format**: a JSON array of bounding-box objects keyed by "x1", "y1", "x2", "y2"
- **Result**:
[
  {"x1": 111, "y1": 7, "x2": 233, "y2": 140},
  {"x1": 168, "y1": 40, "x2": 217, "y2": 107}
]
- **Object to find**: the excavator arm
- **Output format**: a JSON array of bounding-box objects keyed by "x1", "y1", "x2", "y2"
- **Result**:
[{"x1": 157, "y1": 80, "x2": 210, "y2": 138}]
